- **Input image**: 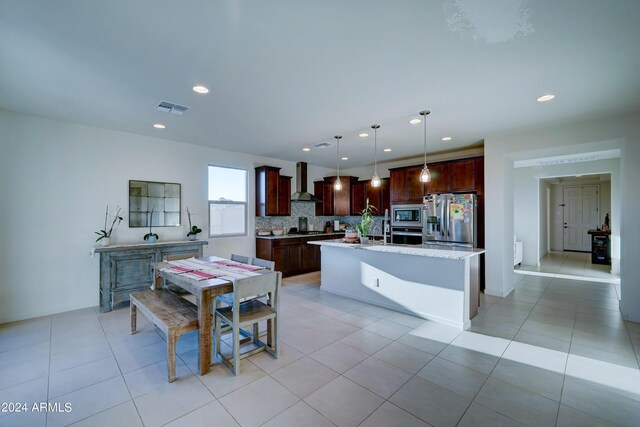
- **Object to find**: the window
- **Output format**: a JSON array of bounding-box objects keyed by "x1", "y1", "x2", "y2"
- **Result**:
[{"x1": 208, "y1": 165, "x2": 247, "y2": 237}]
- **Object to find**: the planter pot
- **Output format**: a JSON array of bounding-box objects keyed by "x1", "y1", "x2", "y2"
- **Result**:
[
  {"x1": 345, "y1": 231, "x2": 358, "y2": 240},
  {"x1": 99, "y1": 237, "x2": 111, "y2": 246},
  {"x1": 188, "y1": 234, "x2": 197, "y2": 241}
]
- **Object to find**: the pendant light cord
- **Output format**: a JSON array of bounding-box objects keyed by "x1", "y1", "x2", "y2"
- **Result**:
[
  {"x1": 423, "y1": 114, "x2": 427, "y2": 167},
  {"x1": 335, "y1": 135, "x2": 341, "y2": 179},
  {"x1": 374, "y1": 127, "x2": 378, "y2": 175},
  {"x1": 371, "y1": 124, "x2": 380, "y2": 176}
]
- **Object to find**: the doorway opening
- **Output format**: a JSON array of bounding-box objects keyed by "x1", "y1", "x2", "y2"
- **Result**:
[{"x1": 532, "y1": 174, "x2": 616, "y2": 283}]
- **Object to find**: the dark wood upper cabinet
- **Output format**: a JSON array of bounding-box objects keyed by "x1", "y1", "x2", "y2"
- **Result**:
[
  {"x1": 406, "y1": 166, "x2": 426, "y2": 202},
  {"x1": 314, "y1": 180, "x2": 324, "y2": 216},
  {"x1": 425, "y1": 162, "x2": 450, "y2": 194},
  {"x1": 450, "y1": 159, "x2": 476, "y2": 192},
  {"x1": 322, "y1": 180, "x2": 334, "y2": 215},
  {"x1": 390, "y1": 166, "x2": 424, "y2": 203},
  {"x1": 255, "y1": 166, "x2": 291, "y2": 216},
  {"x1": 390, "y1": 168, "x2": 407, "y2": 203},
  {"x1": 255, "y1": 166, "x2": 281, "y2": 216},
  {"x1": 350, "y1": 181, "x2": 366, "y2": 215},
  {"x1": 365, "y1": 178, "x2": 390, "y2": 215},
  {"x1": 314, "y1": 176, "x2": 357, "y2": 216},
  {"x1": 391, "y1": 156, "x2": 485, "y2": 200},
  {"x1": 278, "y1": 175, "x2": 292, "y2": 216}
]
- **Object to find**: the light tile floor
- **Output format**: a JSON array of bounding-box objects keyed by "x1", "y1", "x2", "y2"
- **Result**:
[
  {"x1": 1, "y1": 272, "x2": 639, "y2": 426},
  {"x1": 515, "y1": 251, "x2": 619, "y2": 284}
]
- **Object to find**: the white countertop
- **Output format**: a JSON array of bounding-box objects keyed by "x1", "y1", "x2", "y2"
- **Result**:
[
  {"x1": 309, "y1": 239, "x2": 486, "y2": 260},
  {"x1": 255, "y1": 232, "x2": 345, "y2": 240}
]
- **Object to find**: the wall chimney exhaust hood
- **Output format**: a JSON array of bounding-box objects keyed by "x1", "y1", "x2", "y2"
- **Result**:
[{"x1": 291, "y1": 162, "x2": 322, "y2": 203}]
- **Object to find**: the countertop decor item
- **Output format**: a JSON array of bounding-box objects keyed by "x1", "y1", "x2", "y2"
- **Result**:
[
  {"x1": 356, "y1": 199, "x2": 376, "y2": 243},
  {"x1": 144, "y1": 205, "x2": 159, "y2": 243},
  {"x1": 186, "y1": 207, "x2": 202, "y2": 241},
  {"x1": 344, "y1": 226, "x2": 359, "y2": 243},
  {"x1": 95, "y1": 205, "x2": 124, "y2": 246}
]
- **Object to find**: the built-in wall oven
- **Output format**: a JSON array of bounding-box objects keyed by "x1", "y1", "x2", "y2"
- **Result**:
[
  {"x1": 390, "y1": 204, "x2": 423, "y2": 244},
  {"x1": 391, "y1": 227, "x2": 423, "y2": 245}
]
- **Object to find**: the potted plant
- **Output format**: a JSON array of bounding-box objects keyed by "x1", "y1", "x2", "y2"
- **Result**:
[
  {"x1": 356, "y1": 199, "x2": 377, "y2": 244},
  {"x1": 186, "y1": 207, "x2": 202, "y2": 241},
  {"x1": 95, "y1": 205, "x2": 124, "y2": 246},
  {"x1": 144, "y1": 205, "x2": 159, "y2": 243}
]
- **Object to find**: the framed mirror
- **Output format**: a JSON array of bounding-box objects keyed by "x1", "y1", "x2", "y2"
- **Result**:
[{"x1": 129, "y1": 180, "x2": 181, "y2": 227}]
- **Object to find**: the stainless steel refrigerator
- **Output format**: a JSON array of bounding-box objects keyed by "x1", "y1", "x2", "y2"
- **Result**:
[{"x1": 422, "y1": 193, "x2": 476, "y2": 247}]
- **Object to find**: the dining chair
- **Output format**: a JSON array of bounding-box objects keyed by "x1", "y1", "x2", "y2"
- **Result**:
[
  {"x1": 214, "y1": 271, "x2": 281, "y2": 375},
  {"x1": 251, "y1": 257, "x2": 275, "y2": 270},
  {"x1": 230, "y1": 254, "x2": 251, "y2": 264},
  {"x1": 216, "y1": 256, "x2": 273, "y2": 307}
]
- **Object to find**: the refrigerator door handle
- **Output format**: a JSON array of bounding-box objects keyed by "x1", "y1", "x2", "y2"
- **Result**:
[{"x1": 445, "y1": 197, "x2": 450, "y2": 239}]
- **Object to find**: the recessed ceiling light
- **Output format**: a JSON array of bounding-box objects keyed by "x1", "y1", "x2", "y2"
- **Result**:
[
  {"x1": 153, "y1": 123, "x2": 166, "y2": 129},
  {"x1": 409, "y1": 118, "x2": 422, "y2": 125},
  {"x1": 359, "y1": 133, "x2": 369, "y2": 138},
  {"x1": 341, "y1": 157, "x2": 349, "y2": 161},
  {"x1": 537, "y1": 94, "x2": 555, "y2": 102},
  {"x1": 192, "y1": 85, "x2": 209, "y2": 94},
  {"x1": 302, "y1": 147, "x2": 311, "y2": 152},
  {"x1": 442, "y1": 136, "x2": 452, "y2": 142},
  {"x1": 383, "y1": 148, "x2": 392, "y2": 152}
]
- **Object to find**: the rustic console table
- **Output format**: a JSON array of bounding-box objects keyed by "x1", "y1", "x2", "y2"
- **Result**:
[{"x1": 93, "y1": 240, "x2": 208, "y2": 312}]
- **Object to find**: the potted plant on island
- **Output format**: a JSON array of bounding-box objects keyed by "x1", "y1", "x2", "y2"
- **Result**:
[
  {"x1": 144, "y1": 205, "x2": 159, "y2": 243},
  {"x1": 95, "y1": 205, "x2": 124, "y2": 246},
  {"x1": 356, "y1": 199, "x2": 377, "y2": 244},
  {"x1": 186, "y1": 207, "x2": 202, "y2": 241}
]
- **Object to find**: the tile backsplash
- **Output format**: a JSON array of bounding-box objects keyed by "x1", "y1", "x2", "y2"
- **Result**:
[{"x1": 255, "y1": 202, "x2": 384, "y2": 233}]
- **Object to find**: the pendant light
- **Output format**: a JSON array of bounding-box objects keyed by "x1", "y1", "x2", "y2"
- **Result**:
[
  {"x1": 371, "y1": 124, "x2": 381, "y2": 187},
  {"x1": 419, "y1": 110, "x2": 431, "y2": 183},
  {"x1": 334, "y1": 135, "x2": 343, "y2": 191}
]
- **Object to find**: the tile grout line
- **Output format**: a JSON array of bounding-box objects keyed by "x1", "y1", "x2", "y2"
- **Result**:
[
  {"x1": 553, "y1": 282, "x2": 580, "y2": 427},
  {"x1": 92, "y1": 306, "x2": 147, "y2": 427}
]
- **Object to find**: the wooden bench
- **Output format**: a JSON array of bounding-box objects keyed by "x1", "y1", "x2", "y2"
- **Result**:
[{"x1": 130, "y1": 290, "x2": 199, "y2": 382}]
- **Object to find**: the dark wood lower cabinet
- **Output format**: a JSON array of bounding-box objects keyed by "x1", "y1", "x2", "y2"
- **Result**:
[{"x1": 256, "y1": 235, "x2": 343, "y2": 277}]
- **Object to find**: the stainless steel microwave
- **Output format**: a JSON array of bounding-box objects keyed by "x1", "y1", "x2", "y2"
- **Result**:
[{"x1": 391, "y1": 204, "x2": 423, "y2": 228}]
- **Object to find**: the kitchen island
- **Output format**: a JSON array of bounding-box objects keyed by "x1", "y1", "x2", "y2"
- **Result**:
[{"x1": 309, "y1": 240, "x2": 485, "y2": 330}]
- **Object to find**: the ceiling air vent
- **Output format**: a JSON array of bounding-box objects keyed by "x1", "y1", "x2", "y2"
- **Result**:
[
  {"x1": 157, "y1": 101, "x2": 190, "y2": 115},
  {"x1": 313, "y1": 142, "x2": 335, "y2": 149}
]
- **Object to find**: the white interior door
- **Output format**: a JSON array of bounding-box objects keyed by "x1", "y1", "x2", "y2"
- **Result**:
[{"x1": 563, "y1": 186, "x2": 599, "y2": 251}]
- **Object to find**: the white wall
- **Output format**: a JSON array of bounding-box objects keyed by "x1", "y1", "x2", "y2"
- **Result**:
[
  {"x1": 513, "y1": 160, "x2": 619, "y2": 267},
  {"x1": 0, "y1": 109, "x2": 332, "y2": 323},
  {"x1": 539, "y1": 180, "x2": 550, "y2": 259},
  {"x1": 485, "y1": 112, "x2": 640, "y2": 322}
]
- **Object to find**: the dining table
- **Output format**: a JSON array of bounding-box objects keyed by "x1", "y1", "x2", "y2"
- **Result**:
[{"x1": 152, "y1": 255, "x2": 277, "y2": 375}]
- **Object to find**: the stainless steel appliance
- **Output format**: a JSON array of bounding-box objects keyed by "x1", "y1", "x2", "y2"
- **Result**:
[
  {"x1": 298, "y1": 217, "x2": 308, "y2": 232},
  {"x1": 391, "y1": 204, "x2": 423, "y2": 228},
  {"x1": 391, "y1": 227, "x2": 423, "y2": 245},
  {"x1": 423, "y1": 194, "x2": 476, "y2": 247}
]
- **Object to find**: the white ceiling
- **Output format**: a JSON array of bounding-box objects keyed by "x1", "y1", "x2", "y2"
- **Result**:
[{"x1": 1, "y1": 1, "x2": 639, "y2": 168}]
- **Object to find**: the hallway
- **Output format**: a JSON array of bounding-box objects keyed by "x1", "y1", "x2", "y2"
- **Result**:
[{"x1": 515, "y1": 251, "x2": 619, "y2": 284}]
